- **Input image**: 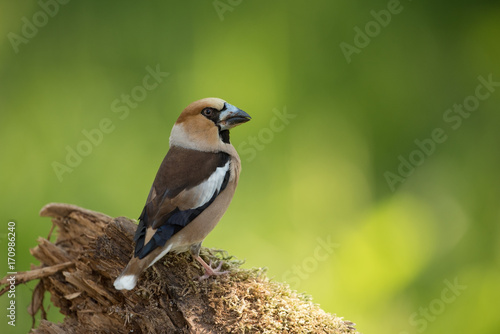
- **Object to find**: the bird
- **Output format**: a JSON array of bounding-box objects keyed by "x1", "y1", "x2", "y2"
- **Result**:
[{"x1": 113, "y1": 97, "x2": 251, "y2": 290}]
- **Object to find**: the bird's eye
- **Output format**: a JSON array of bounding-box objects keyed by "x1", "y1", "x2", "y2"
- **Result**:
[{"x1": 202, "y1": 108, "x2": 213, "y2": 116}]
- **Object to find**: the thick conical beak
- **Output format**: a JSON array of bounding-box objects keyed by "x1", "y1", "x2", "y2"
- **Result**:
[{"x1": 219, "y1": 102, "x2": 251, "y2": 130}]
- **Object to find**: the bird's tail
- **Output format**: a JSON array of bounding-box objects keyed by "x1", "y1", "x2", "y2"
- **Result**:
[{"x1": 113, "y1": 257, "x2": 146, "y2": 290}]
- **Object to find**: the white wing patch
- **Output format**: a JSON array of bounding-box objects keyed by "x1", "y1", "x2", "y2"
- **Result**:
[{"x1": 189, "y1": 161, "x2": 230, "y2": 208}]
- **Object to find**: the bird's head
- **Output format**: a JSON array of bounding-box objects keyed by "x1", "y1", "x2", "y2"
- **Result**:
[{"x1": 170, "y1": 98, "x2": 251, "y2": 152}]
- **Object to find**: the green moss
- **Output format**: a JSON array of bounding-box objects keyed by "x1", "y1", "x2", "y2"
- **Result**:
[{"x1": 199, "y1": 248, "x2": 358, "y2": 334}]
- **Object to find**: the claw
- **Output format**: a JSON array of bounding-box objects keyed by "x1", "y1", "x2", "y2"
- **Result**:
[
  {"x1": 214, "y1": 261, "x2": 223, "y2": 271},
  {"x1": 194, "y1": 255, "x2": 229, "y2": 281}
]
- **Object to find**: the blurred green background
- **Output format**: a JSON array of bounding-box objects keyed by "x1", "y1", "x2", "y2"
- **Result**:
[{"x1": 1, "y1": 0, "x2": 500, "y2": 333}]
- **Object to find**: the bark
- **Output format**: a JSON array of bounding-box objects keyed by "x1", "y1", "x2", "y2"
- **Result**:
[{"x1": 0, "y1": 203, "x2": 358, "y2": 334}]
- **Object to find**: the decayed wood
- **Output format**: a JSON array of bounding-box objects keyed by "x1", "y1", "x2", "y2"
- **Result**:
[
  {"x1": 0, "y1": 203, "x2": 359, "y2": 333},
  {"x1": 0, "y1": 262, "x2": 73, "y2": 286}
]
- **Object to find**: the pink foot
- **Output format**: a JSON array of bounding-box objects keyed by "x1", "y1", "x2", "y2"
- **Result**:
[{"x1": 194, "y1": 256, "x2": 229, "y2": 281}]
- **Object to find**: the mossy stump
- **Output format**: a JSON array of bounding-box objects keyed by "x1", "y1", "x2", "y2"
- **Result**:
[{"x1": 0, "y1": 203, "x2": 358, "y2": 333}]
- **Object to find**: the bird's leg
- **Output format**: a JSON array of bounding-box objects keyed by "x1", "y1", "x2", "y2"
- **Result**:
[
  {"x1": 194, "y1": 255, "x2": 229, "y2": 281},
  {"x1": 190, "y1": 243, "x2": 228, "y2": 281}
]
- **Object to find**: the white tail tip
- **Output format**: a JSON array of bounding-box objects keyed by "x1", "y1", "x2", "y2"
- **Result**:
[{"x1": 114, "y1": 274, "x2": 138, "y2": 290}]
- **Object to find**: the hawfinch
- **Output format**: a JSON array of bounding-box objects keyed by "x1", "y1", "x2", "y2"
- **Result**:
[{"x1": 114, "y1": 98, "x2": 251, "y2": 290}]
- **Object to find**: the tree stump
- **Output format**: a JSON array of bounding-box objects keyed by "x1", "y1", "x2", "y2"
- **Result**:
[{"x1": 0, "y1": 203, "x2": 358, "y2": 333}]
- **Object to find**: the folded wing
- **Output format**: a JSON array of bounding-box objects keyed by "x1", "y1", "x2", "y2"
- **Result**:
[{"x1": 134, "y1": 147, "x2": 230, "y2": 259}]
